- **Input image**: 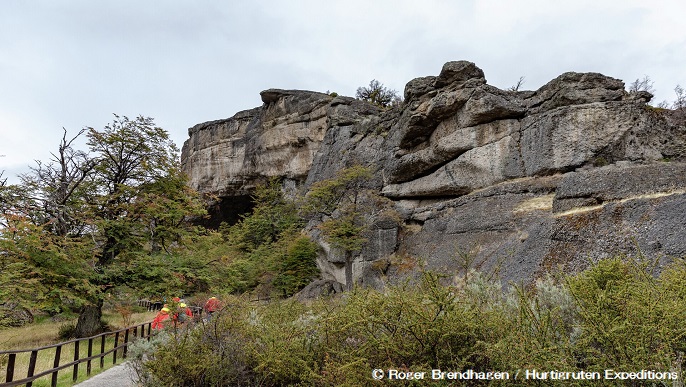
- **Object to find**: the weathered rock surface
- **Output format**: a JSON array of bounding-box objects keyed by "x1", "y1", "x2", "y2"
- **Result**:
[
  {"x1": 0, "y1": 303, "x2": 33, "y2": 327},
  {"x1": 182, "y1": 60, "x2": 686, "y2": 290},
  {"x1": 295, "y1": 279, "x2": 344, "y2": 301}
]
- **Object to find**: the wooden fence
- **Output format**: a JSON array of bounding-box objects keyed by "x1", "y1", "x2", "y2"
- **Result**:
[
  {"x1": 0, "y1": 321, "x2": 152, "y2": 387},
  {"x1": 136, "y1": 300, "x2": 203, "y2": 318},
  {"x1": 136, "y1": 299, "x2": 163, "y2": 311}
]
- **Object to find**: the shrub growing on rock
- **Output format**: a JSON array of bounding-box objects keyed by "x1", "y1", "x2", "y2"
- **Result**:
[{"x1": 355, "y1": 79, "x2": 402, "y2": 108}]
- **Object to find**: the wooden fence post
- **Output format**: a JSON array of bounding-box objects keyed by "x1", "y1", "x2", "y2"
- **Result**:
[
  {"x1": 100, "y1": 335, "x2": 106, "y2": 368},
  {"x1": 113, "y1": 332, "x2": 119, "y2": 365},
  {"x1": 72, "y1": 340, "x2": 80, "y2": 382},
  {"x1": 5, "y1": 353, "x2": 16, "y2": 383},
  {"x1": 51, "y1": 345, "x2": 62, "y2": 387},
  {"x1": 26, "y1": 350, "x2": 37, "y2": 387},
  {"x1": 123, "y1": 328, "x2": 130, "y2": 359},
  {"x1": 87, "y1": 338, "x2": 93, "y2": 376}
]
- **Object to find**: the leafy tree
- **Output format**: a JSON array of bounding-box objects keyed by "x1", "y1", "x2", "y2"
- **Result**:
[
  {"x1": 218, "y1": 179, "x2": 318, "y2": 297},
  {"x1": 0, "y1": 218, "x2": 98, "y2": 319},
  {"x1": 355, "y1": 79, "x2": 402, "y2": 108},
  {"x1": 1, "y1": 115, "x2": 208, "y2": 336},
  {"x1": 0, "y1": 174, "x2": 35, "y2": 231},
  {"x1": 87, "y1": 114, "x2": 181, "y2": 263},
  {"x1": 62, "y1": 115, "x2": 207, "y2": 336},
  {"x1": 1, "y1": 134, "x2": 99, "y2": 321},
  {"x1": 225, "y1": 178, "x2": 301, "y2": 252},
  {"x1": 304, "y1": 166, "x2": 375, "y2": 291},
  {"x1": 272, "y1": 234, "x2": 319, "y2": 297},
  {"x1": 125, "y1": 168, "x2": 206, "y2": 254}
]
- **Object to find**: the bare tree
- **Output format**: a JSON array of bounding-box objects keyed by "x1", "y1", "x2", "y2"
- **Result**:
[
  {"x1": 673, "y1": 85, "x2": 685, "y2": 110},
  {"x1": 629, "y1": 75, "x2": 655, "y2": 94},
  {"x1": 21, "y1": 128, "x2": 97, "y2": 236},
  {"x1": 508, "y1": 76, "x2": 526, "y2": 92},
  {"x1": 671, "y1": 84, "x2": 686, "y2": 121}
]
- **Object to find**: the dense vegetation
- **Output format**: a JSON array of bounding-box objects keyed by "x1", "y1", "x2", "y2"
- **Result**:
[
  {"x1": 4, "y1": 114, "x2": 686, "y2": 386},
  {"x1": 129, "y1": 257, "x2": 686, "y2": 386},
  {"x1": 0, "y1": 116, "x2": 319, "y2": 335}
]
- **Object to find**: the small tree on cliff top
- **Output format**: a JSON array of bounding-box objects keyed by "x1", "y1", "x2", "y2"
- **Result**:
[{"x1": 356, "y1": 79, "x2": 402, "y2": 108}]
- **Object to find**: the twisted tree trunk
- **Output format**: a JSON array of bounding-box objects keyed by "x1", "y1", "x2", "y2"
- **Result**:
[{"x1": 75, "y1": 300, "x2": 104, "y2": 338}]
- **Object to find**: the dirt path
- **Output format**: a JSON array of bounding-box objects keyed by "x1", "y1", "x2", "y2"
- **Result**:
[{"x1": 73, "y1": 362, "x2": 135, "y2": 387}]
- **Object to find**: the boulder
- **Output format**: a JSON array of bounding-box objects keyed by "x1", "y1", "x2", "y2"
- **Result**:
[
  {"x1": 295, "y1": 280, "x2": 344, "y2": 300},
  {"x1": 0, "y1": 303, "x2": 33, "y2": 327}
]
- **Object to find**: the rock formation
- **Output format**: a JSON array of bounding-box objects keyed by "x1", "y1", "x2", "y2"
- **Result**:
[{"x1": 181, "y1": 61, "x2": 686, "y2": 288}]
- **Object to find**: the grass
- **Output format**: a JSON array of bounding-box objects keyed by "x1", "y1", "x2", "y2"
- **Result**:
[
  {"x1": 0, "y1": 310, "x2": 156, "y2": 386},
  {"x1": 513, "y1": 194, "x2": 554, "y2": 213},
  {"x1": 555, "y1": 188, "x2": 686, "y2": 217}
]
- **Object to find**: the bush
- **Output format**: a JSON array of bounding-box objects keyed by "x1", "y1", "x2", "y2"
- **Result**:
[
  {"x1": 134, "y1": 298, "x2": 263, "y2": 386},
  {"x1": 566, "y1": 257, "x2": 686, "y2": 372},
  {"x1": 273, "y1": 235, "x2": 319, "y2": 297},
  {"x1": 57, "y1": 323, "x2": 77, "y2": 340},
  {"x1": 127, "y1": 332, "x2": 171, "y2": 386},
  {"x1": 136, "y1": 259, "x2": 686, "y2": 386},
  {"x1": 356, "y1": 79, "x2": 402, "y2": 108}
]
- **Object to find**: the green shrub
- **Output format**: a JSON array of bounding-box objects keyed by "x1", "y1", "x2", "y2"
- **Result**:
[
  {"x1": 127, "y1": 332, "x2": 171, "y2": 386},
  {"x1": 566, "y1": 257, "x2": 686, "y2": 373},
  {"x1": 136, "y1": 259, "x2": 686, "y2": 386},
  {"x1": 57, "y1": 323, "x2": 77, "y2": 340},
  {"x1": 273, "y1": 235, "x2": 319, "y2": 297}
]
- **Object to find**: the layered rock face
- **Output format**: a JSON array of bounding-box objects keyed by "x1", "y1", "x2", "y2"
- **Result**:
[{"x1": 182, "y1": 61, "x2": 686, "y2": 288}]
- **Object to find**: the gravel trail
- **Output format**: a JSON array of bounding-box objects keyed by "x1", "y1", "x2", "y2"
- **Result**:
[{"x1": 73, "y1": 362, "x2": 135, "y2": 387}]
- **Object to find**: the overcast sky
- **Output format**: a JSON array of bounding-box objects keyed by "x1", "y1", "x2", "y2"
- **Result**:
[{"x1": 1, "y1": 0, "x2": 684, "y2": 182}]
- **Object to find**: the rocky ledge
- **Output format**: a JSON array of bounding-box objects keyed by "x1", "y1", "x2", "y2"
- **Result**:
[{"x1": 181, "y1": 61, "x2": 686, "y2": 288}]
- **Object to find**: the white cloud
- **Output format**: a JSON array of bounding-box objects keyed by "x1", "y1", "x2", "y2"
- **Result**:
[{"x1": 0, "y1": 0, "x2": 685, "y2": 179}]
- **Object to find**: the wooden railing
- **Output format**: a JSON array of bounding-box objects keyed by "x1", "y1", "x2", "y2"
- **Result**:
[
  {"x1": 136, "y1": 299, "x2": 163, "y2": 311},
  {"x1": 0, "y1": 321, "x2": 152, "y2": 387},
  {"x1": 136, "y1": 300, "x2": 203, "y2": 318}
]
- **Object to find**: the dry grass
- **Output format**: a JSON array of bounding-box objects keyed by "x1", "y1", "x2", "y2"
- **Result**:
[
  {"x1": 0, "y1": 310, "x2": 156, "y2": 386},
  {"x1": 555, "y1": 204, "x2": 605, "y2": 217},
  {"x1": 555, "y1": 189, "x2": 686, "y2": 217},
  {"x1": 513, "y1": 194, "x2": 554, "y2": 213},
  {"x1": 0, "y1": 310, "x2": 156, "y2": 351}
]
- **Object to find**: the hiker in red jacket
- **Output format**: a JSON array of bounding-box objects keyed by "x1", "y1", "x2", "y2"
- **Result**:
[
  {"x1": 151, "y1": 307, "x2": 171, "y2": 330},
  {"x1": 203, "y1": 297, "x2": 221, "y2": 320}
]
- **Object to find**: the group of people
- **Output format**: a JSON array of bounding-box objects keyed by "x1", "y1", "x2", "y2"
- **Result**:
[{"x1": 151, "y1": 296, "x2": 221, "y2": 330}]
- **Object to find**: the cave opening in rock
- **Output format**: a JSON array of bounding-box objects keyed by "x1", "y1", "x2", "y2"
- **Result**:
[{"x1": 202, "y1": 194, "x2": 255, "y2": 229}]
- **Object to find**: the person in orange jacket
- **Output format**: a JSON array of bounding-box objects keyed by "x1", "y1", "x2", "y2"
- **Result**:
[
  {"x1": 203, "y1": 297, "x2": 221, "y2": 320},
  {"x1": 151, "y1": 307, "x2": 171, "y2": 330}
]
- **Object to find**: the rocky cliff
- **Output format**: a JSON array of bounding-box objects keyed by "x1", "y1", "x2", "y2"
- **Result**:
[{"x1": 181, "y1": 61, "x2": 686, "y2": 289}]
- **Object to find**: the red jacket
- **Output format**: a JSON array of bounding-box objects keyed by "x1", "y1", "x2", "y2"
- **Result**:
[
  {"x1": 204, "y1": 298, "x2": 220, "y2": 313},
  {"x1": 151, "y1": 310, "x2": 170, "y2": 330}
]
